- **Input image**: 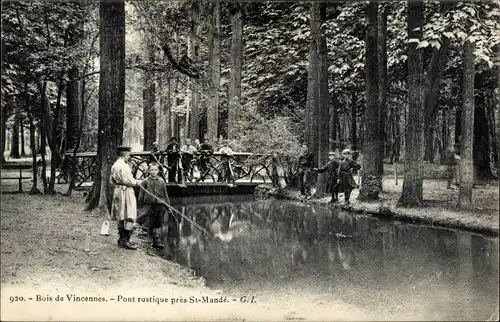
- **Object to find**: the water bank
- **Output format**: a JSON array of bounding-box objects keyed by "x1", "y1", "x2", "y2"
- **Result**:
[{"x1": 255, "y1": 178, "x2": 499, "y2": 236}]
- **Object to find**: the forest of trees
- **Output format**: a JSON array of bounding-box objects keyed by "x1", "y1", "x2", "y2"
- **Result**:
[{"x1": 2, "y1": 0, "x2": 499, "y2": 210}]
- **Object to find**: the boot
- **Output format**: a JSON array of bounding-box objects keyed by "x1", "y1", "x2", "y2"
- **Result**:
[
  {"x1": 121, "y1": 230, "x2": 138, "y2": 250},
  {"x1": 345, "y1": 192, "x2": 351, "y2": 204},
  {"x1": 117, "y1": 227, "x2": 127, "y2": 247},
  {"x1": 152, "y1": 228, "x2": 165, "y2": 249},
  {"x1": 152, "y1": 237, "x2": 165, "y2": 249}
]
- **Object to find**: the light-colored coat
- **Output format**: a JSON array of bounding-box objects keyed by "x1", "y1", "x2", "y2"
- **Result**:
[{"x1": 110, "y1": 158, "x2": 139, "y2": 221}]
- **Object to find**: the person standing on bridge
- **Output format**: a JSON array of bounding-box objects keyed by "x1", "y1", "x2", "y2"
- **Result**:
[
  {"x1": 110, "y1": 146, "x2": 143, "y2": 250},
  {"x1": 165, "y1": 137, "x2": 180, "y2": 183}
]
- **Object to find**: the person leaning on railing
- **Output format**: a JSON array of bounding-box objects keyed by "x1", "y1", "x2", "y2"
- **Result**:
[
  {"x1": 198, "y1": 138, "x2": 214, "y2": 181},
  {"x1": 180, "y1": 138, "x2": 198, "y2": 182},
  {"x1": 218, "y1": 140, "x2": 235, "y2": 183},
  {"x1": 165, "y1": 137, "x2": 180, "y2": 183}
]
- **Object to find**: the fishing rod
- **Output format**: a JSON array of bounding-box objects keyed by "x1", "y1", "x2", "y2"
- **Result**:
[{"x1": 138, "y1": 184, "x2": 211, "y2": 236}]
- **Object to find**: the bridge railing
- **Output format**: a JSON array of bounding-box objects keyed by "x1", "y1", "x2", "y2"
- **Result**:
[{"x1": 70, "y1": 151, "x2": 299, "y2": 188}]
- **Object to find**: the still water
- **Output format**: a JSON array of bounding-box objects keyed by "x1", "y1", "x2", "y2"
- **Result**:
[{"x1": 162, "y1": 196, "x2": 499, "y2": 321}]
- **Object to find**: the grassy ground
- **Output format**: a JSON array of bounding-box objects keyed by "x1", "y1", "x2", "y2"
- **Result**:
[{"x1": 261, "y1": 175, "x2": 499, "y2": 236}]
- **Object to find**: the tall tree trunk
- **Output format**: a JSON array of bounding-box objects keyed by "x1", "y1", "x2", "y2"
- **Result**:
[
  {"x1": 423, "y1": 39, "x2": 451, "y2": 162},
  {"x1": 305, "y1": 42, "x2": 317, "y2": 147},
  {"x1": 207, "y1": 1, "x2": 221, "y2": 143},
  {"x1": 378, "y1": 2, "x2": 388, "y2": 163},
  {"x1": 143, "y1": 44, "x2": 156, "y2": 151},
  {"x1": 228, "y1": 2, "x2": 243, "y2": 140},
  {"x1": 359, "y1": 0, "x2": 383, "y2": 200},
  {"x1": 11, "y1": 114, "x2": 20, "y2": 159},
  {"x1": 351, "y1": 89, "x2": 357, "y2": 151},
  {"x1": 1, "y1": 104, "x2": 7, "y2": 162},
  {"x1": 188, "y1": 2, "x2": 200, "y2": 141},
  {"x1": 47, "y1": 84, "x2": 64, "y2": 194},
  {"x1": 316, "y1": 3, "x2": 330, "y2": 193},
  {"x1": 20, "y1": 119, "x2": 25, "y2": 156},
  {"x1": 39, "y1": 84, "x2": 48, "y2": 193},
  {"x1": 87, "y1": 0, "x2": 126, "y2": 212},
  {"x1": 66, "y1": 67, "x2": 81, "y2": 153},
  {"x1": 398, "y1": 0, "x2": 424, "y2": 206},
  {"x1": 458, "y1": 40, "x2": 475, "y2": 207},
  {"x1": 473, "y1": 98, "x2": 492, "y2": 178}
]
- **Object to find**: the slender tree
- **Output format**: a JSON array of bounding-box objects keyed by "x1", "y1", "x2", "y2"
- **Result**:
[
  {"x1": 143, "y1": 43, "x2": 156, "y2": 151},
  {"x1": 359, "y1": 0, "x2": 383, "y2": 200},
  {"x1": 378, "y1": 3, "x2": 389, "y2": 163},
  {"x1": 458, "y1": 40, "x2": 475, "y2": 208},
  {"x1": 188, "y1": 1, "x2": 200, "y2": 141},
  {"x1": 87, "y1": 0, "x2": 126, "y2": 212},
  {"x1": 207, "y1": 1, "x2": 221, "y2": 142},
  {"x1": 398, "y1": 0, "x2": 424, "y2": 207},
  {"x1": 228, "y1": 2, "x2": 243, "y2": 139},
  {"x1": 11, "y1": 114, "x2": 20, "y2": 159}
]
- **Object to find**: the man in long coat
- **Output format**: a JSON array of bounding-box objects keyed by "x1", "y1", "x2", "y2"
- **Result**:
[{"x1": 110, "y1": 146, "x2": 143, "y2": 250}]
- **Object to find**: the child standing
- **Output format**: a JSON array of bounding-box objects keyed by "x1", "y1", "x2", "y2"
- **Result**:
[
  {"x1": 314, "y1": 151, "x2": 341, "y2": 203},
  {"x1": 138, "y1": 163, "x2": 170, "y2": 249},
  {"x1": 338, "y1": 149, "x2": 361, "y2": 204}
]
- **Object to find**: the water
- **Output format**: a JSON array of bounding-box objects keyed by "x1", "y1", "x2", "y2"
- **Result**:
[{"x1": 161, "y1": 197, "x2": 499, "y2": 321}]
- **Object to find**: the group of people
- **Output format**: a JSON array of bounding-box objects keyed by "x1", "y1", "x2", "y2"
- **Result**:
[
  {"x1": 297, "y1": 144, "x2": 361, "y2": 204},
  {"x1": 110, "y1": 146, "x2": 172, "y2": 250},
  {"x1": 108, "y1": 137, "x2": 236, "y2": 251},
  {"x1": 149, "y1": 137, "x2": 235, "y2": 184}
]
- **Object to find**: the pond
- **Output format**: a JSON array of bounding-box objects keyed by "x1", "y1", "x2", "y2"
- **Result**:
[{"x1": 160, "y1": 196, "x2": 498, "y2": 321}]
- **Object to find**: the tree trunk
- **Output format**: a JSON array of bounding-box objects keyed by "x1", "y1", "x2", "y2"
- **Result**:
[
  {"x1": 20, "y1": 119, "x2": 26, "y2": 156},
  {"x1": 359, "y1": 0, "x2": 383, "y2": 200},
  {"x1": 207, "y1": 1, "x2": 221, "y2": 143},
  {"x1": 305, "y1": 42, "x2": 317, "y2": 147},
  {"x1": 87, "y1": 0, "x2": 126, "y2": 212},
  {"x1": 423, "y1": 38, "x2": 451, "y2": 162},
  {"x1": 398, "y1": 0, "x2": 424, "y2": 207},
  {"x1": 378, "y1": 3, "x2": 388, "y2": 163},
  {"x1": 143, "y1": 44, "x2": 156, "y2": 151},
  {"x1": 1, "y1": 104, "x2": 7, "y2": 162},
  {"x1": 473, "y1": 98, "x2": 492, "y2": 179},
  {"x1": 66, "y1": 67, "x2": 81, "y2": 153},
  {"x1": 458, "y1": 40, "x2": 475, "y2": 207},
  {"x1": 47, "y1": 84, "x2": 64, "y2": 194},
  {"x1": 228, "y1": 2, "x2": 243, "y2": 140},
  {"x1": 351, "y1": 89, "x2": 357, "y2": 151},
  {"x1": 189, "y1": 2, "x2": 200, "y2": 141},
  {"x1": 315, "y1": 3, "x2": 330, "y2": 193},
  {"x1": 11, "y1": 114, "x2": 20, "y2": 159}
]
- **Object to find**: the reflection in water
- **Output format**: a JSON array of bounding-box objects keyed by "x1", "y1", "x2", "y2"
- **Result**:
[{"x1": 159, "y1": 199, "x2": 499, "y2": 321}]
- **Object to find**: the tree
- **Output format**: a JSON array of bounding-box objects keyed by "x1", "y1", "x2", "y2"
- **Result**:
[
  {"x1": 398, "y1": 0, "x2": 424, "y2": 207},
  {"x1": 10, "y1": 114, "x2": 21, "y2": 159},
  {"x1": 207, "y1": 1, "x2": 221, "y2": 142},
  {"x1": 188, "y1": 1, "x2": 200, "y2": 141},
  {"x1": 143, "y1": 42, "x2": 157, "y2": 151},
  {"x1": 228, "y1": 2, "x2": 244, "y2": 139},
  {"x1": 379, "y1": 3, "x2": 389, "y2": 162},
  {"x1": 359, "y1": 0, "x2": 383, "y2": 200},
  {"x1": 87, "y1": 0, "x2": 126, "y2": 212},
  {"x1": 458, "y1": 40, "x2": 475, "y2": 208}
]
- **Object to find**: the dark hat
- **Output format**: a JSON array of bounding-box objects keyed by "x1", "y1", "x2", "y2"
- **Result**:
[
  {"x1": 116, "y1": 145, "x2": 132, "y2": 152},
  {"x1": 170, "y1": 137, "x2": 177, "y2": 141}
]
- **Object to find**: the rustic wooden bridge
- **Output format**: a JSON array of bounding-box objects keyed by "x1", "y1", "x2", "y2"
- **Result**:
[{"x1": 67, "y1": 151, "x2": 287, "y2": 196}]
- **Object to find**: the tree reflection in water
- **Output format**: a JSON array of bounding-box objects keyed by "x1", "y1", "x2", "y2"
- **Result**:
[{"x1": 157, "y1": 199, "x2": 497, "y2": 320}]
